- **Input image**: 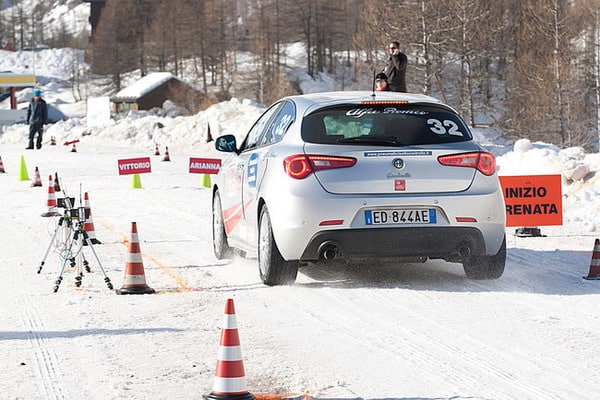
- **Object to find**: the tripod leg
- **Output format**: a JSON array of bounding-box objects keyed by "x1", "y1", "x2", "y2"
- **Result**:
[
  {"x1": 83, "y1": 235, "x2": 113, "y2": 290},
  {"x1": 82, "y1": 230, "x2": 113, "y2": 290},
  {"x1": 82, "y1": 252, "x2": 91, "y2": 273},
  {"x1": 38, "y1": 217, "x2": 64, "y2": 274},
  {"x1": 54, "y1": 235, "x2": 77, "y2": 293},
  {"x1": 75, "y1": 253, "x2": 83, "y2": 287}
]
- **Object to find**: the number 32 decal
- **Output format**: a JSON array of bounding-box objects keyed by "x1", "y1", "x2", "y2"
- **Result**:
[{"x1": 427, "y1": 119, "x2": 462, "y2": 136}]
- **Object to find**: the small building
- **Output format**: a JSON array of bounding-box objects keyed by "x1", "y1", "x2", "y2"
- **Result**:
[
  {"x1": 0, "y1": 73, "x2": 36, "y2": 108},
  {"x1": 0, "y1": 73, "x2": 36, "y2": 124},
  {"x1": 110, "y1": 72, "x2": 201, "y2": 113}
]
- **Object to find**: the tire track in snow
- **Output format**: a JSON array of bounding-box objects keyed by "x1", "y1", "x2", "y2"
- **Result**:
[
  {"x1": 375, "y1": 291, "x2": 563, "y2": 400},
  {"x1": 281, "y1": 290, "x2": 484, "y2": 395},
  {"x1": 20, "y1": 303, "x2": 67, "y2": 400},
  {"x1": 286, "y1": 287, "x2": 561, "y2": 399}
]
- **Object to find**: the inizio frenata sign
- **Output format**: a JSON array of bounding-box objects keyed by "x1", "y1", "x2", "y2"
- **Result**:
[{"x1": 499, "y1": 174, "x2": 562, "y2": 227}]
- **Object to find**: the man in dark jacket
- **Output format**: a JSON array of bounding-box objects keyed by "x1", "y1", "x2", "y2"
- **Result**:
[
  {"x1": 26, "y1": 89, "x2": 48, "y2": 150},
  {"x1": 384, "y1": 41, "x2": 408, "y2": 92}
]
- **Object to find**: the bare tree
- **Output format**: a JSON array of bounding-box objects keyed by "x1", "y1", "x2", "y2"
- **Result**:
[{"x1": 92, "y1": 0, "x2": 140, "y2": 90}]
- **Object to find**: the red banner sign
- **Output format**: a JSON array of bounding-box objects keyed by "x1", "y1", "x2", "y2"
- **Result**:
[
  {"x1": 118, "y1": 157, "x2": 152, "y2": 175},
  {"x1": 189, "y1": 157, "x2": 221, "y2": 174},
  {"x1": 499, "y1": 174, "x2": 563, "y2": 227}
]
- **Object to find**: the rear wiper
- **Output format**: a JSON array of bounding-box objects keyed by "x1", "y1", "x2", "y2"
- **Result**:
[{"x1": 337, "y1": 136, "x2": 402, "y2": 146}]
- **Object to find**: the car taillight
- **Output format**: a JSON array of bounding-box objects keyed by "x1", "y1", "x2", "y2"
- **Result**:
[
  {"x1": 283, "y1": 154, "x2": 357, "y2": 179},
  {"x1": 438, "y1": 152, "x2": 496, "y2": 176}
]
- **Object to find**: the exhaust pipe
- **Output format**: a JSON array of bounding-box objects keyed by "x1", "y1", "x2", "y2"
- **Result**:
[
  {"x1": 318, "y1": 241, "x2": 339, "y2": 260},
  {"x1": 458, "y1": 245, "x2": 471, "y2": 258}
]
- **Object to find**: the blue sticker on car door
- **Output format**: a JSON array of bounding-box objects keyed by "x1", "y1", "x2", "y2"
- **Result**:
[{"x1": 247, "y1": 153, "x2": 259, "y2": 188}]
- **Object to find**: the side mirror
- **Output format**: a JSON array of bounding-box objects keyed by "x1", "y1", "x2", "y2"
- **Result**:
[{"x1": 215, "y1": 134, "x2": 237, "y2": 153}]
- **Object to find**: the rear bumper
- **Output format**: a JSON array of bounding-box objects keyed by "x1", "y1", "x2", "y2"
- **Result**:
[{"x1": 300, "y1": 226, "x2": 486, "y2": 261}]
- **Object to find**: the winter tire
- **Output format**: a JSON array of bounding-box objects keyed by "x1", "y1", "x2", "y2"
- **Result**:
[
  {"x1": 462, "y1": 235, "x2": 506, "y2": 279},
  {"x1": 212, "y1": 190, "x2": 233, "y2": 259},
  {"x1": 258, "y1": 206, "x2": 299, "y2": 286}
]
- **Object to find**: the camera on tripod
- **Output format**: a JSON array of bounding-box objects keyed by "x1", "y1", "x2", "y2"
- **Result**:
[{"x1": 57, "y1": 196, "x2": 90, "y2": 220}]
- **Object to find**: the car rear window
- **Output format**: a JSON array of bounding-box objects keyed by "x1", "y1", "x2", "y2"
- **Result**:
[{"x1": 301, "y1": 104, "x2": 472, "y2": 146}]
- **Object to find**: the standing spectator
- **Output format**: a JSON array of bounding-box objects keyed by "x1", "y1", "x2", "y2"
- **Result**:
[
  {"x1": 26, "y1": 89, "x2": 48, "y2": 150},
  {"x1": 374, "y1": 72, "x2": 390, "y2": 91},
  {"x1": 384, "y1": 41, "x2": 408, "y2": 92}
]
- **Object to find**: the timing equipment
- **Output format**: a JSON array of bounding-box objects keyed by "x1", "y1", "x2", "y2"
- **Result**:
[{"x1": 37, "y1": 186, "x2": 113, "y2": 293}]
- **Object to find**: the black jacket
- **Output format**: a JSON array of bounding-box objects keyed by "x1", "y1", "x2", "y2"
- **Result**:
[
  {"x1": 27, "y1": 98, "x2": 48, "y2": 125},
  {"x1": 384, "y1": 52, "x2": 408, "y2": 92}
]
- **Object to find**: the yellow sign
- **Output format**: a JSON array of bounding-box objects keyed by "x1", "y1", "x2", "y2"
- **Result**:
[{"x1": 0, "y1": 74, "x2": 36, "y2": 87}]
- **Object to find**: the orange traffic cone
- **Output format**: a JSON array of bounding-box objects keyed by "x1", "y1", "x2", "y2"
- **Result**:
[
  {"x1": 205, "y1": 299, "x2": 256, "y2": 400},
  {"x1": 41, "y1": 175, "x2": 60, "y2": 217},
  {"x1": 31, "y1": 166, "x2": 42, "y2": 187},
  {"x1": 162, "y1": 146, "x2": 170, "y2": 162},
  {"x1": 154, "y1": 143, "x2": 160, "y2": 156},
  {"x1": 71, "y1": 143, "x2": 77, "y2": 152},
  {"x1": 584, "y1": 238, "x2": 600, "y2": 280},
  {"x1": 82, "y1": 192, "x2": 101, "y2": 245},
  {"x1": 0, "y1": 155, "x2": 5, "y2": 173},
  {"x1": 116, "y1": 222, "x2": 155, "y2": 295},
  {"x1": 50, "y1": 136, "x2": 56, "y2": 145}
]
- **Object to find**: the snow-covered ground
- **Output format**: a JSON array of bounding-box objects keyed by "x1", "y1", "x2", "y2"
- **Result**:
[{"x1": 1, "y1": 46, "x2": 600, "y2": 399}]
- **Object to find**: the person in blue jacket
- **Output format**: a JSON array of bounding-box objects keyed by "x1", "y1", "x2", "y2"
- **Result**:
[{"x1": 26, "y1": 89, "x2": 48, "y2": 149}]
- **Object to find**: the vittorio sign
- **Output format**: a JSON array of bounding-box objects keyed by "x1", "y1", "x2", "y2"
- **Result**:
[{"x1": 117, "y1": 157, "x2": 152, "y2": 175}]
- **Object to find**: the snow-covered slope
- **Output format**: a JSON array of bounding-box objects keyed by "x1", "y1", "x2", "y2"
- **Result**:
[{"x1": 1, "y1": 21, "x2": 600, "y2": 400}]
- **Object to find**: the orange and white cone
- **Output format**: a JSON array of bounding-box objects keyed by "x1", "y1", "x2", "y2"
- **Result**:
[
  {"x1": 205, "y1": 299, "x2": 256, "y2": 400},
  {"x1": 83, "y1": 192, "x2": 101, "y2": 245},
  {"x1": 50, "y1": 136, "x2": 56, "y2": 145},
  {"x1": 41, "y1": 175, "x2": 60, "y2": 217},
  {"x1": 0, "y1": 155, "x2": 5, "y2": 173},
  {"x1": 71, "y1": 143, "x2": 77, "y2": 152},
  {"x1": 162, "y1": 146, "x2": 170, "y2": 161},
  {"x1": 154, "y1": 143, "x2": 160, "y2": 156},
  {"x1": 116, "y1": 222, "x2": 155, "y2": 295},
  {"x1": 31, "y1": 166, "x2": 42, "y2": 187},
  {"x1": 584, "y1": 238, "x2": 600, "y2": 280}
]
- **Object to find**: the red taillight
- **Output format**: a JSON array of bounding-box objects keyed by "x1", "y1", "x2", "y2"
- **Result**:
[
  {"x1": 438, "y1": 152, "x2": 496, "y2": 176},
  {"x1": 283, "y1": 154, "x2": 357, "y2": 179},
  {"x1": 319, "y1": 219, "x2": 344, "y2": 226}
]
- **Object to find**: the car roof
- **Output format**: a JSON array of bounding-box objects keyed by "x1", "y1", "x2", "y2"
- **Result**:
[{"x1": 282, "y1": 91, "x2": 449, "y2": 115}]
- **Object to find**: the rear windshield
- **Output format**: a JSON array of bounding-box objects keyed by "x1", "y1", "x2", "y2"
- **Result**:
[{"x1": 301, "y1": 104, "x2": 472, "y2": 146}]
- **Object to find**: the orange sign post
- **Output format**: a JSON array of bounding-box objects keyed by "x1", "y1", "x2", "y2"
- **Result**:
[{"x1": 499, "y1": 174, "x2": 563, "y2": 229}]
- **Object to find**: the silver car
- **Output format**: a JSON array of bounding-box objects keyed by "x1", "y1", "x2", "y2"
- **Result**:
[{"x1": 212, "y1": 91, "x2": 506, "y2": 285}]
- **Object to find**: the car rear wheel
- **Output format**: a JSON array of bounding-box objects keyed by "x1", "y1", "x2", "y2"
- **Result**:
[
  {"x1": 462, "y1": 236, "x2": 506, "y2": 279},
  {"x1": 258, "y1": 206, "x2": 298, "y2": 286},
  {"x1": 213, "y1": 190, "x2": 233, "y2": 259}
]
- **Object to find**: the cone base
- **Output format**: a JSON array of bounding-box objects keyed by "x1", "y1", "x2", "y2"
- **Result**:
[
  {"x1": 115, "y1": 285, "x2": 155, "y2": 295},
  {"x1": 83, "y1": 238, "x2": 102, "y2": 246},
  {"x1": 514, "y1": 227, "x2": 544, "y2": 237},
  {"x1": 41, "y1": 211, "x2": 61, "y2": 217},
  {"x1": 204, "y1": 392, "x2": 256, "y2": 400},
  {"x1": 583, "y1": 274, "x2": 600, "y2": 280}
]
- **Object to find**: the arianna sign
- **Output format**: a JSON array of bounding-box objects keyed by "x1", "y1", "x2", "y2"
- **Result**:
[
  {"x1": 499, "y1": 174, "x2": 562, "y2": 227},
  {"x1": 189, "y1": 157, "x2": 221, "y2": 174}
]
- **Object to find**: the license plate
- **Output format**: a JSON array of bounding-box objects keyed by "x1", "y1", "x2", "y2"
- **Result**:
[{"x1": 365, "y1": 209, "x2": 437, "y2": 225}]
